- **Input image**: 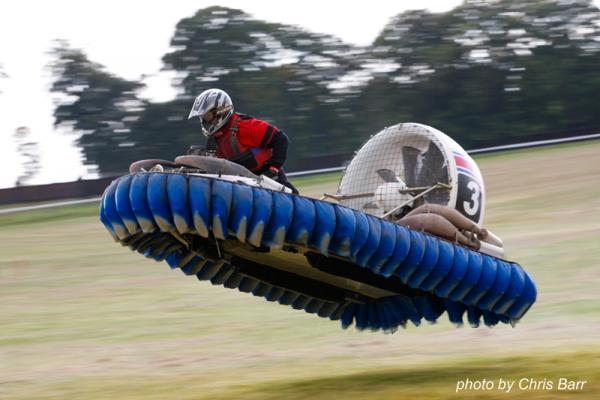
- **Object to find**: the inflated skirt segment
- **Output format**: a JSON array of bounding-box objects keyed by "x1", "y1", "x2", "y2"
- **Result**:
[{"x1": 100, "y1": 173, "x2": 536, "y2": 333}]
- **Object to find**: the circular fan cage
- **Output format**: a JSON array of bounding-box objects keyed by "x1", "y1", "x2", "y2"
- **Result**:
[{"x1": 338, "y1": 123, "x2": 485, "y2": 225}]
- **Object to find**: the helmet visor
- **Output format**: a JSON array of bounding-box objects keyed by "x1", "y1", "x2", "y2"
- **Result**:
[{"x1": 199, "y1": 105, "x2": 232, "y2": 135}]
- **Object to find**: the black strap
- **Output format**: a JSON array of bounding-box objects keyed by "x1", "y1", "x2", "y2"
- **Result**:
[
  {"x1": 227, "y1": 117, "x2": 242, "y2": 156},
  {"x1": 205, "y1": 136, "x2": 217, "y2": 151},
  {"x1": 261, "y1": 126, "x2": 274, "y2": 148}
]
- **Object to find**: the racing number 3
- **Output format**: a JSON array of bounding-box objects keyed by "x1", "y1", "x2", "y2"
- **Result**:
[
  {"x1": 456, "y1": 174, "x2": 482, "y2": 222},
  {"x1": 464, "y1": 180, "x2": 480, "y2": 216}
]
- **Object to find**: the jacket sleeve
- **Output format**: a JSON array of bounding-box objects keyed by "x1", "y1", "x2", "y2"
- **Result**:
[{"x1": 260, "y1": 125, "x2": 289, "y2": 169}]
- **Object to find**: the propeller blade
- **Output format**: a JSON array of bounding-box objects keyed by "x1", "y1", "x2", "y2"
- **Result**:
[
  {"x1": 376, "y1": 169, "x2": 400, "y2": 183},
  {"x1": 416, "y1": 141, "x2": 448, "y2": 203},
  {"x1": 402, "y1": 146, "x2": 421, "y2": 187},
  {"x1": 363, "y1": 201, "x2": 380, "y2": 210},
  {"x1": 416, "y1": 141, "x2": 445, "y2": 185}
]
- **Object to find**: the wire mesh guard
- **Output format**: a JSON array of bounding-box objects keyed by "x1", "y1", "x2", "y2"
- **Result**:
[{"x1": 338, "y1": 123, "x2": 453, "y2": 219}]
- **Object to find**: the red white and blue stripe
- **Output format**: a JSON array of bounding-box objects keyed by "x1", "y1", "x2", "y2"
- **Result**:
[{"x1": 453, "y1": 151, "x2": 477, "y2": 178}]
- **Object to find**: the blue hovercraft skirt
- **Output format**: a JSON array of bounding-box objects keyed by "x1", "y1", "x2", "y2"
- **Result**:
[{"x1": 100, "y1": 172, "x2": 536, "y2": 333}]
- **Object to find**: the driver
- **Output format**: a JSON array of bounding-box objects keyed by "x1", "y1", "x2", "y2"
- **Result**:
[{"x1": 188, "y1": 88, "x2": 298, "y2": 194}]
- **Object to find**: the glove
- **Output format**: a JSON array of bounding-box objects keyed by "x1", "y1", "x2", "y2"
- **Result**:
[{"x1": 263, "y1": 165, "x2": 280, "y2": 179}]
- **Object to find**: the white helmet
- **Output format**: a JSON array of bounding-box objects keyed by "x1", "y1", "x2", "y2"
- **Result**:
[{"x1": 188, "y1": 88, "x2": 234, "y2": 136}]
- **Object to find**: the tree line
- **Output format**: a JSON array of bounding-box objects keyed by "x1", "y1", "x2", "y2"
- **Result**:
[{"x1": 49, "y1": 0, "x2": 600, "y2": 174}]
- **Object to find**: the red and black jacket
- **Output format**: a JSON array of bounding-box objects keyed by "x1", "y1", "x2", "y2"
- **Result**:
[{"x1": 207, "y1": 113, "x2": 289, "y2": 173}]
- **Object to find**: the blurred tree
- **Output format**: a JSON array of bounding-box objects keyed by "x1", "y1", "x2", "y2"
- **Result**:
[
  {"x1": 49, "y1": 1, "x2": 600, "y2": 173},
  {"x1": 13, "y1": 126, "x2": 41, "y2": 186},
  {"x1": 49, "y1": 41, "x2": 147, "y2": 174},
  {"x1": 160, "y1": 6, "x2": 368, "y2": 168},
  {"x1": 366, "y1": 0, "x2": 600, "y2": 146}
]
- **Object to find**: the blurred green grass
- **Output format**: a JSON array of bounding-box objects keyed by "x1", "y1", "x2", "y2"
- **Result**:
[
  {"x1": 1, "y1": 141, "x2": 599, "y2": 399},
  {"x1": 7, "y1": 351, "x2": 598, "y2": 399},
  {"x1": 215, "y1": 351, "x2": 600, "y2": 400},
  {"x1": 289, "y1": 171, "x2": 342, "y2": 187},
  {"x1": 0, "y1": 202, "x2": 99, "y2": 228}
]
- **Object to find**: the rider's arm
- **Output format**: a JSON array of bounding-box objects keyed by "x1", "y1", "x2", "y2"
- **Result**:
[{"x1": 261, "y1": 127, "x2": 289, "y2": 168}]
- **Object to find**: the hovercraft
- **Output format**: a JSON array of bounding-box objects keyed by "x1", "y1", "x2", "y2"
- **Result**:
[{"x1": 99, "y1": 123, "x2": 536, "y2": 333}]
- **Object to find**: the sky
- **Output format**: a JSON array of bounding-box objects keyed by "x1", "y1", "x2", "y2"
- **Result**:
[{"x1": 0, "y1": 0, "x2": 516, "y2": 188}]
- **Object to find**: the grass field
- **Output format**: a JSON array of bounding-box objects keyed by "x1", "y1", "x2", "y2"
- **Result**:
[{"x1": 1, "y1": 140, "x2": 599, "y2": 399}]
